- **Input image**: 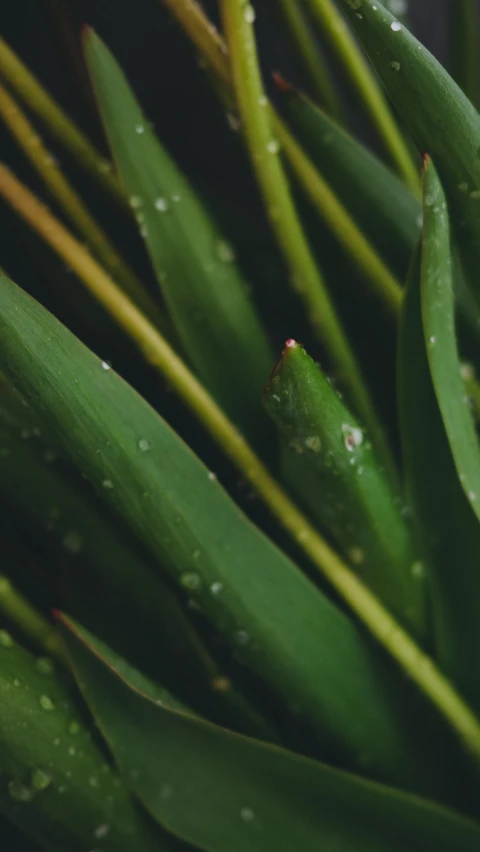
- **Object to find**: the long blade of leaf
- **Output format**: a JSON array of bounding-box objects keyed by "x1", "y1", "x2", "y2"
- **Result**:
[
  {"x1": 338, "y1": 0, "x2": 480, "y2": 310},
  {"x1": 263, "y1": 339, "x2": 424, "y2": 637},
  {"x1": 0, "y1": 272, "x2": 446, "y2": 789},
  {"x1": 421, "y1": 158, "x2": 480, "y2": 524},
  {"x1": 84, "y1": 30, "x2": 274, "y2": 439},
  {"x1": 60, "y1": 616, "x2": 480, "y2": 852},
  {"x1": 398, "y1": 217, "x2": 480, "y2": 713},
  {"x1": 0, "y1": 635, "x2": 169, "y2": 851}
]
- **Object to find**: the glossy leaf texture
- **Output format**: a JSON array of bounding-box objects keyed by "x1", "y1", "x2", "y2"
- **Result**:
[
  {"x1": 398, "y1": 167, "x2": 480, "y2": 712},
  {"x1": 0, "y1": 272, "x2": 440, "y2": 791},
  {"x1": 421, "y1": 159, "x2": 480, "y2": 524},
  {"x1": 263, "y1": 340, "x2": 424, "y2": 637},
  {"x1": 83, "y1": 29, "x2": 274, "y2": 439},
  {"x1": 59, "y1": 616, "x2": 480, "y2": 852},
  {"x1": 0, "y1": 388, "x2": 272, "y2": 738},
  {"x1": 0, "y1": 635, "x2": 169, "y2": 852},
  {"x1": 339, "y1": 0, "x2": 480, "y2": 307}
]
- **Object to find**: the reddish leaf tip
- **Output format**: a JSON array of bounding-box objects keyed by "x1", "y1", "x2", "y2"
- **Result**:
[{"x1": 272, "y1": 72, "x2": 293, "y2": 93}]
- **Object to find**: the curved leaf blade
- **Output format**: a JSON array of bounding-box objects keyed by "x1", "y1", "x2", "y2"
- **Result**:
[
  {"x1": 0, "y1": 273, "x2": 437, "y2": 790},
  {"x1": 398, "y1": 241, "x2": 480, "y2": 712},
  {"x1": 339, "y1": 0, "x2": 480, "y2": 306},
  {"x1": 263, "y1": 340, "x2": 424, "y2": 637},
  {"x1": 0, "y1": 636, "x2": 169, "y2": 851},
  {"x1": 83, "y1": 29, "x2": 274, "y2": 438},
  {"x1": 60, "y1": 617, "x2": 480, "y2": 852},
  {"x1": 421, "y1": 158, "x2": 480, "y2": 523}
]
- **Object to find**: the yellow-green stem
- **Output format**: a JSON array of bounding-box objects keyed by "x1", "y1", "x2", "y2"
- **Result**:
[
  {"x1": 1, "y1": 163, "x2": 480, "y2": 761},
  {"x1": 0, "y1": 34, "x2": 127, "y2": 208},
  {"x1": 220, "y1": 0, "x2": 395, "y2": 478},
  {"x1": 278, "y1": 0, "x2": 345, "y2": 122},
  {"x1": 0, "y1": 575, "x2": 66, "y2": 662},
  {"x1": 0, "y1": 80, "x2": 165, "y2": 328},
  {"x1": 304, "y1": 0, "x2": 419, "y2": 193}
]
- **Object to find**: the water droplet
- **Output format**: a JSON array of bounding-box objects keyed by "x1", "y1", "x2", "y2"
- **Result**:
[
  {"x1": 138, "y1": 438, "x2": 152, "y2": 452},
  {"x1": 102, "y1": 479, "x2": 114, "y2": 490},
  {"x1": 390, "y1": 60, "x2": 401, "y2": 71},
  {"x1": 305, "y1": 435, "x2": 321, "y2": 452},
  {"x1": 216, "y1": 240, "x2": 236, "y2": 263},
  {"x1": 342, "y1": 423, "x2": 363, "y2": 451},
  {"x1": 31, "y1": 768, "x2": 52, "y2": 791},
  {"x1": 154, "y1": 197, "x2": 169, "y2": 212},
  {"x1": 63, "y1": 530, "x2": 83, "y2": 554},
  {"x1": 68, "y1": 746, "x2": 76, "y2": 757},
  {"x1": 180, "y1": 573, "x2": 201, "y2": 591},
  {"x1": 429, "y1": 336, "x2": 436, "y2": 346},
  {"x1": 135, "y1": 123, "x2": 145, "y2": 134},
  {"x1": 240, "y1": 806, "x2": 255, "y2": 823},
  {"x1": 101, "y1": 360, "x2": 111, "y2": 371},
  {"x1": 39, "y1": 695, "x2": 55, "y2": 711},
  {"x1": 94, "y1": 824, "x2": 110, "y2": 839},
  {"x1": 348, "y1": 547, "x2": 365, "y2": 566},
  {"x1": 89, "y1": 776, "x2": 99, "y2": 788},
  {"x1": 0, "y1": 630, "x2": 14, "y2": 648},
  {"x1": 171, "y1": 193, "x2": 181, "y2": 203},
  {"x1": 8, "y1": 780, "x2": 34, "y2": 802},
  {"x1": 244, "y1": 5, "x2": 256, "y2": 23},
  {"x1": 210, "y1": 581, "x2": 223, "y2": 595},
  {"x1": 390, "y1": 21, "x2": 402, "y2": 31},
  {"x1": 258, "y1": 95, "x2": 267, "y2": 106},
  {"x1": 36, "y1": 657, "x2": 54, "y2": 676},
  {"x1": 13, "y1": 678, "x2": 21, "y2": 687},
  {"x1": 208, "y1": 471, "x2": 217, "y2": 481},
  {"x1": 212, "y1": 675, "x2": 231, "y2": 692},
  {"x1": 411, "y1": 561, "x2": 425, "y2": 580},
  {"x1": 266, "y1": 139, "x2": 280, "y2": 154},
  {"x1": 160, "y1": 783, "x2": 173, "y2": 801}
]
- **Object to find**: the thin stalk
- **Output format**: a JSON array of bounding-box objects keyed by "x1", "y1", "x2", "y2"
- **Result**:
[
  {"x1": 0, "y1": 34, "x2": 127, "y2": 209},
  {"x1": 303, "y1": 0, "x2": 419, "y2": 193},
  {"x1": 220, "y1": 0, "x2": 395, "y2": 478},
  {"x1": 450, "y1": 0, "x2": 480, "y2": 109},
  {"x1": 277, "y1": 0, "x2": 345, "y2": 122},
  {"x1": 0, "y1": 575, "x2": 66, "y2": 662},
  {"x1": 272, "y1": 111, "x2": 402, "y2": 316},
  {"x1": 1, "y1": 165, "x2": 480, "y2": 760},
  {"x1": 0, "y1": 80, "x2": 166, "y2": 328}
]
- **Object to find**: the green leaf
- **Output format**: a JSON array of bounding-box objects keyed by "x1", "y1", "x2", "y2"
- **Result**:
[
  {"x1": 0, "y1": 387, "x2": 274, "y2": 742},
  {"x1": 398, "y1": 182, "x2": 480, "y2": 713},
  {"x1": 263, "y1": 340, "x2": 424, "y2": 637},
  {"x1": 276, "y1": 79, "x2": 419, "y2": 279},
  {"x1": 421, "y1": 158, "x2": 480, "y2": 525},
  {"x1": 338, "y1": 0, "x2": 480, "y2": 308},
  {"x1": 0, "y1": 634, "x2": 169, "y2": 851},
  {"x1": 83, "y1": 29, "x2": 274, "y2": 439},
  {"x1": 60, "y1": 616, "x2": 480, "y2": 852},
  {"x1": 0, "y1": 273, "x2": 440, "y2": 791}
]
